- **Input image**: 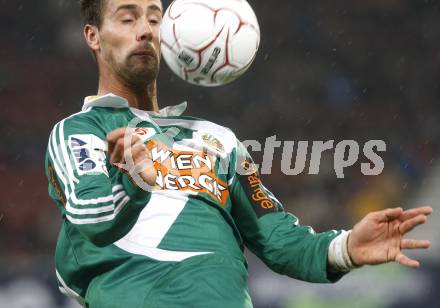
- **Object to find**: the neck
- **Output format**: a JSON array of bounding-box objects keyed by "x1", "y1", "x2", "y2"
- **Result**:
[{"x1": 97, "y1": 66, "x2": 159, "y2": 111}]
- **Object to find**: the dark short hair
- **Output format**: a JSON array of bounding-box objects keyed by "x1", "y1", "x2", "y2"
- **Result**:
[{"x1": 79, "y1": 0, "x2": 106, "y2": 27}]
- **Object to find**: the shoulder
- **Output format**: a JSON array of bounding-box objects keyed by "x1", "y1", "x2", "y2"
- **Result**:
[
  {"x1": 46, "y1": 109, "x2": 108, "y2": 165},
  {"x1": 49, "y1": 108, "x2": 109, "y2": 140}
]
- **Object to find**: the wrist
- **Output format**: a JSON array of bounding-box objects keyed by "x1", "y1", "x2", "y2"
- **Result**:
[
  {"x1": 346, "y1": 231, "x2": 361, "y2": 267},
  {"x1": 328, "y1": 230, "x2": 361, "y2": 272}
]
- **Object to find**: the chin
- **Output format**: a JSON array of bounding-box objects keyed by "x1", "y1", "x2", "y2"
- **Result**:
[
  {"x1": 122, "y1": 62, "x2": 159, "y2": 86},
  {"x1": 130, "y1": 69, "x2": 159, "y2": 87}
]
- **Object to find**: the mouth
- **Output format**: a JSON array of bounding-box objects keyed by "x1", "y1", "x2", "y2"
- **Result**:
[{"x1": 131, "y1": 49, "x2": 156, "y2": 59}]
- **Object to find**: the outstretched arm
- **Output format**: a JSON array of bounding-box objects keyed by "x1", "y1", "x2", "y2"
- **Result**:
[
  {"x1": 228, "y1": 138, "x2": 345, "y2": 283},
  {"x1": 227, "y1": 135, "x2": 432, "y2": 281}
]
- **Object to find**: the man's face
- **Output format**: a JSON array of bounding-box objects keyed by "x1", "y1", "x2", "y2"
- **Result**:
[{"x1": 97, "y1": 0, "x2": 163, "y2": 86}]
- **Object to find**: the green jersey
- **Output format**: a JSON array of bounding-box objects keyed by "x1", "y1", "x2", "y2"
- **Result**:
[{"x1": 45, "y1": 94, "x2": 342, "y2": 306}]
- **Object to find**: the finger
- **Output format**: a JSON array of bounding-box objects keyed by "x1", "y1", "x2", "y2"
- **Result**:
[
  {"x1": 137, "y1": 158, "x2": 157, "y2": 186},
  {"x1": 399, "y1": 206, "x2": 433, "y2": 221},
  {"x1": 110, "y1": 139, "x2": 125, "y2": 164},
  {"x1": 107, "y1": 128, "x2": 128, "y2": 143},
  {"x1": 112, "y1": 162, "x2": 128, "y2": 170},
  {"x1": 128, "y1": 143, "x2": 148, "y2": 165},
  {"x1": 110, "y1": 135, "x2": 142, "y2": 164},
  {"x1": 107, "y1": 128, "x2": 127, "y2": 157},
  {"x1": 141, "y1": 171, "x2": 157, "y2": 186},
  {"x1": 401, "y1": 239, "x2": 431, "y2": 250},
  {"x1": 124, "y1": 140, "x2": 146, "y2": 165},
  {"x1": 399, "y1": 214, "x2": 427, "y2": 234},
  {"x1": 395, "y1": 253, "x2": 420, "y2": 268},
  {"x1": 375, "y1": 207, "x2": 403, "y2": 222},
  {"x1": 107, "y1": 128, "x2": 142, "y2": 153}
]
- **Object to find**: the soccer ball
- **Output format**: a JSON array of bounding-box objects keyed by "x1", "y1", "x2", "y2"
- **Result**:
[{"x1": 160, "y1": 0, "x2": 260, "y2": 87}]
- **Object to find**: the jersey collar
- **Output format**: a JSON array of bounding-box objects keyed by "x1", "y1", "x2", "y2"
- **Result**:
[{"x1": 82, "y1": 93, "x2": 187, "y2": 117}]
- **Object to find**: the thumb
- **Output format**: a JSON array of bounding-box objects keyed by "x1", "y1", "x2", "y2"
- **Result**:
[{"x1": 375, "y1": 207, "x2": 403, "y2": 222}]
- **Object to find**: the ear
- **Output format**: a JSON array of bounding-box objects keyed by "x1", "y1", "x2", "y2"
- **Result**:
[{"x1": 84, "y1": 24, "x2": 100, "y2": 53}]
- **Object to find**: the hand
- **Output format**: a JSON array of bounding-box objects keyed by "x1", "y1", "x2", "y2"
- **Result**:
[
  {"x1": 107, "y1": 127, "x2": 156, "y2": 186},
  {"x1": 347, "y1": 206, "x2": 432, "y2": 268}
]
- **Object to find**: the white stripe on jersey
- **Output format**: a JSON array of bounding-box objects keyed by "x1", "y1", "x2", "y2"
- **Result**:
[
  {"x1": 65, "y1": 194, "x2": 130, "y2": 224},
  {"x1": 49, "y1": 136, "x2": 123, "y2": 216},
  {"x1": 50, "y1": 115, "x2": 113, "y2": 204},
  {"x1": 48, "y1": 129, "x2": 68, "y2": 188},
  {"x1": 48, "y1": 110, "x2": 135, "y2": 220},
  {"x1": 65, "y1": 202, "x2": 115, "y2": 215},
  {"x1": 56, "y1": 270, "x2": 84, "y2": 305},
  {"x1": 114, "y1": 190, "x2": 211, "y2": 261},
  {"x1": 113, "y1": 243, "x2": 211, "y2": 262},
  {"x1": 59, "y1": 119, "x2": 79, "y2": 184}
]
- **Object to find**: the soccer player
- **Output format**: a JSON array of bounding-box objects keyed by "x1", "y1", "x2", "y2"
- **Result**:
[{"x1": 45, "y1": 0, "x2": 432, "y2": 307}]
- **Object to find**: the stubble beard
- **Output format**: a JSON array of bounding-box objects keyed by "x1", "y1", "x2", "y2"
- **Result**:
[{"x1": 116, "y1": 53, "x2": 160, "y2": 92}]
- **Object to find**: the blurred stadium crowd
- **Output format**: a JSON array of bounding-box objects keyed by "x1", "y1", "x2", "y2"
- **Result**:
[{"x1": 1, "y1": 0, "x2": 440, "y2": 307}]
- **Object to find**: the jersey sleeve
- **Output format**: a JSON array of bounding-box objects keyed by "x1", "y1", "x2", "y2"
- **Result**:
[
  {"x1": 228, "y1": 138, "x2": 346, "y2": 283},
  {"x1": 45, "y1": 116, "x2": 151, "y2": 247}
]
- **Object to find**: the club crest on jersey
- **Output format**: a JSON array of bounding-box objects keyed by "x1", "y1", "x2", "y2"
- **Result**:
[
  {"x1": 133, "y1": 127, "x2": 156, "y2": 142},
  {"x1": 69, "y1": 134, "x2": 108, "y2": 176},
  {"x1": 200, "y1": 133, "x2": 225, "y2": 154}
]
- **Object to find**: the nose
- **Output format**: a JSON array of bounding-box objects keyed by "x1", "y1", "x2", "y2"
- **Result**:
[{"x1": 136, "y1": 18, "x2": 153, "y2": 42}]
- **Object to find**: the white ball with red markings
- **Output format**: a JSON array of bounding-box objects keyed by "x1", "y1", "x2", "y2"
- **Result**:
[{"x1": 160, "y1": 0, "x2": 260, "y2": 87}]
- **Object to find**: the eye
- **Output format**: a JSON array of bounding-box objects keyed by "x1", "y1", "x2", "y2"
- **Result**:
[
  {"x1": 149, "y1": 18, "x2": 160, "y2": 25},
  {"x1": 122, "y1": 19, "x2": 134, "y2": 24}
]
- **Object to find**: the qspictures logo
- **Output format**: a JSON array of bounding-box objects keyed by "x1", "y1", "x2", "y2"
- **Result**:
[
  {"x1": 242, "y1": 137, "x2": 386, "y2": 179},
  {"x1": 121, "y1": 117, "x2": 387, "y2": 195}
]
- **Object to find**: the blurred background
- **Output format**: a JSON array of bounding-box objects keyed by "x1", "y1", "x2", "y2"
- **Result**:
[{"x1": 1, "y1": 0, "x2": 440, "y2": 307}]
